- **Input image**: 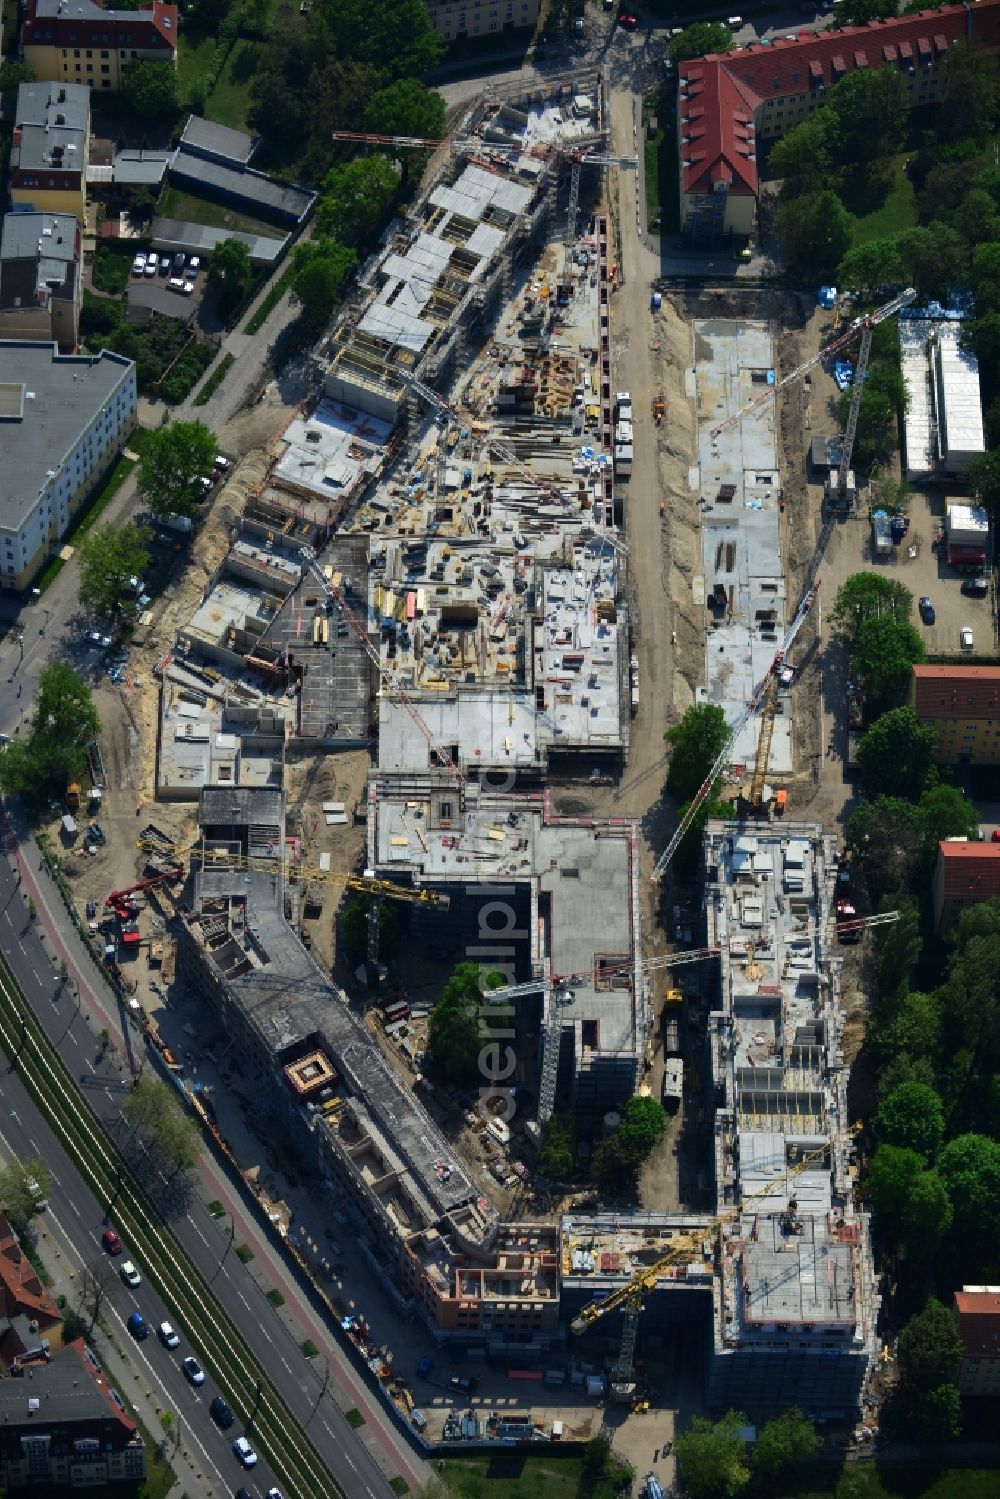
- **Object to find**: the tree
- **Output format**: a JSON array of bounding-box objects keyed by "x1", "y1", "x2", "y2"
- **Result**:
[
  {"x1": 617, "y1": 1095, "x2": 667, "y2": 1159},
  {"x1": 427, "y1": 962, "x2": 502, "y2": 1084},
  {"x1": 837, "y1": 237, "x2": 907, "y2": 297},
  {"x1": 590, "y1": 1135, "x2": 642, "y2": 1193},
  {"x1": 856, "y1": 707, "x2": 937, "y2": 801},
  {"x1": 0, "y1": 1158, "x2": 52, "y2": 1227},
  {"x1": 873, "y1": 899, "x2": 923, "y2": 995},
  {"x1": 669, "y1": 21, "x2": 734, "y2": 64},
  {"x1": 363, "y1": 79, "x2": 445, "y2": 185},
  {"x1": 898, "y1": 1299, "x2": 963, "y2": 1394},
  {"x1": 79, "y1": 1261, "x2": 115, "y2": 1332},
  {"x1": 128, "y1": 185, "x2": 157, "y2": 226},
  {"x1": 122, "y1": 60, "x2": 180, "y2": 120},
  {"x1": 291, "y1": 241, "x2": 358, "y2": 328},
  {"x1": 665, "y1": 703, "x2": 729, "y2": 803},
  {"x1": 896, "y1": 222, "x2": 968, "y2": 302},
  {"x1": 913, "y1": 1381, "x2": 962, "y2": 1440},
  {"x1": 137, "y1": 421, "x2": 216, "y2": 519},
  {"x1": 833, "y1": 0, "x2": 897, "y2": 24},
  {"x1": 340, "y1": 896, "x2": 398, "y2": 969},
  {"x1": 968, "y1": 448, "x2": 1000, "y2": 525},
  {"x1": 314, "y1": 0, "x2": 442, "y2": 77},
  {"x1": 317, "y1": 157, "x2": 400, "y2": 249},
  {"x1": 750, "y1": 1409, "x2": 820, "y2": 1486},
  {"x1": 938, "y1": 1133, "x2": 1000, "y2": 1245},
  {"x1": 207, "y1": 238, "x2": 254, "y2": 318},
  {"x1": 538, "y1": 1114, "x2": 575, "y2": 1180},
  {"x1": 0, "y1": 662, "x2": 100, "y2": 804},
  {"x1": 0, "y1": 62, "x2": 35, "y2": 109},
  {"x1": 77, "y1": 522, "x2": 151, "y2": 618},
  {"x1": 941, "y1": 42, "x2": 1000, "y2": 143},
  {"x1": 829, "y1": 66, "x2": 909, "y2": 166},
  {"x1": 878, "y1": 1082, "x2": 945, "y2": 1162},
  {"x1": 776, "y1": 191, "x2": 853, "y2": 275},
  {"x1": 851, "y1": 615, "x2": 925, "y2": 714},
  {"x1": 830, "y1": 572, "x2": 913, "y2": 644},
  {"x1": 768, "y1": 112, "x2": 839, "y2": 191},
  {"x1": 864, "y1": 1144, "x2": 947, "y2": 1250},
  {"x1": 918, "y1": 783, "x2": 978, "y2": 847},
  {"x1": 124, "y1": 1079, "x2": 202, "y2": 1178},
  {"x1": 674, "y1": 1411, "x2": 750, "y2": 1499}
]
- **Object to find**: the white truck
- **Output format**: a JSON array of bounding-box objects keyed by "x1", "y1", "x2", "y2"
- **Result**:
[
  {"x1": 616, "y1": 390, "x2": 633, "y2": 422},
  {"x1": 871, "y1": 510, "x2": 892, "y2": 557}
]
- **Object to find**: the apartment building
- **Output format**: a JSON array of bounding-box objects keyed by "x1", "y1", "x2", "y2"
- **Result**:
[
  {"x1": 0, "y1": 1341, "x2": 146, "y2": 1489},
  {"x1": 932, "y1": 839, "x2": 1000, "y2": 932},
  {"x1": 0, "y1": 212, "x2": 81, "y2": 350},
  {"x1": 0, "y1": 1212, "x2": 63, "y2": 1366},
  {"x1": 911, "y1": 663, "x2": 1000, "y2": 764},
  {"x1": 22, "y1": 0, "x2": 178, "y2": 90},
  {"x1": 10, "y1": 82, "x2": 90, "y2": 221},
  {"x1": 423, "y1": 0, "x2": 539, "y2": 45},
  {"x1": 0, "y1": 341, "x2": 137, "y2": 590},
  {"x1": 678, "y1": 0, "x2": 1000, "y2": 240},
  {"x1": 954, "y1": 1286, "x2": 1000, "y2": 1396}
]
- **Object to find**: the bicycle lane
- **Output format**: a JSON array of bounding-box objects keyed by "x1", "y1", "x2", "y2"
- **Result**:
[{"x1": 6, "y1": 824, "x2": 431, "y2": 1495}]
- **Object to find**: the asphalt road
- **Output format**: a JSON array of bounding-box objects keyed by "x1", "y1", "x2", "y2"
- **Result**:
[{"x1": 0, "y1": 850, "x2": 398, "y2": 1499}]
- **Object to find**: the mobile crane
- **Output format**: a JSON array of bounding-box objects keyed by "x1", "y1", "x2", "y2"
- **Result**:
[{"x1": 569, "y1": 1124, "x2": 863, "y2": 1400}]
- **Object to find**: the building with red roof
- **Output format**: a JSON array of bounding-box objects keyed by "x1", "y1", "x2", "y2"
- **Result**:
[
  {"x1": 0, "y1": 1212, "x2": 63, "y2": 1367},
  {"x1": 954, "y1": 1286, "x2": 1000, "y2": 1395},
  {"x1": 678, "y1": 0, "x2": 1000, "y2": 240},
  {"x1": 22, "y1": 0, "x2": 177, "y2": 94},
  {"x1": 911, "y1": 663, "x2": 1000, "y2": 764},
  {"x1": 932, "y1": 839, "x2": 1000, "y2": 931}
]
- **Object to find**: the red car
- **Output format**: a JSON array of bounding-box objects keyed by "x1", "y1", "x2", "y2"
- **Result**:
[
  {"x1": 101, "y1": 1229, "x2": 123, "y2": 1255},
  {"x1": 618, "y1": 11, "x2": 638, "y2": 26},
  {"x1": 992, "y1": 829, "x2": 1000, "y2": 843}
]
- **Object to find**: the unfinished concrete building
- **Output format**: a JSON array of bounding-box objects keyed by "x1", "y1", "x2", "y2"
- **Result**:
[
  {"x1": 703, "y1": 819, "x2": 878, "y2": 1414},
  {"x1": 368, "y1": 777, "x2": 645, "y2": 1117}
]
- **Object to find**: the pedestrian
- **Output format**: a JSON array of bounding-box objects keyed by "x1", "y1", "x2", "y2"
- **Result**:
[{"x1": 16, "y1": 684, "x2": 20, "y2": 698}]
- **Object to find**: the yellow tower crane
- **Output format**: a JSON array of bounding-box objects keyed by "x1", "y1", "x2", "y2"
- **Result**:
[{"x1": 570, "y1": 1125, "x2": 862, "y2": 1401}]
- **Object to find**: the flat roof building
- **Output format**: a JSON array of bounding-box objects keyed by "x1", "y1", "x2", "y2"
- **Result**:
[
  {"x1": 0, "y1": 341, "x2": 136, "y2": 589},
  {"x1": 0, "y1": 211, "x2": 81, "y2": 351},
  {"x1": 10, "y1": 82, "x2": 90, "y2": 223}
]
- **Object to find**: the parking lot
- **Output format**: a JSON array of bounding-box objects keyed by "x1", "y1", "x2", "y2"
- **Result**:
[{"x1": 856, "y1": 488, "x2": 995, "y2": 656}]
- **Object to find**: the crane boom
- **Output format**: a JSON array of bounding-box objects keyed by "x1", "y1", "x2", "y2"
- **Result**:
[
  {"x1": 652, "y1": 584, "x2": 818, "y2": 882},
  {"x1": 329, "y1": 129, "x2": 638, "y2": 169},
  {"x1": 709, "y1": 288, "x2": 916, "y2": 442},
  {"x1": 570, "y1": 1125, "x2": 862, "y2": 1334}
]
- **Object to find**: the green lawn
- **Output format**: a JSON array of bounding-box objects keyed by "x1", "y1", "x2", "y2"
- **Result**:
[
  {"x1": 157, "y1": 184, "x2": 279, "y2": 239},
  {"x1": 773, "y1": 1466, "x2": 1000, "y2": 1499},
  {"x1": 440, "y1": 1455, "x2": 621, "y2": 1499},
  {"x1": 205, "y1": 40, "x2": 262, "y2": 131},
  {"x1": 850, "y1": 157, "x2": 918, "y2": 246},
  {"x1": 176, "y1": 29, "x2": 217, "y2": 103},
  {"x1": 642, "y1": 88, "x2": 680, "y2": 235}
]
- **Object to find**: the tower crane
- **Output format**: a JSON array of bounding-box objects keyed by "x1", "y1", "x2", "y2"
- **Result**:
[
  {"x1": 569, "y1": 1124, "x2": 863, "y2": 1400},
  {"x1": 136, "y1": 837, "x2": 449, "y2": 909},
  {"x1": 484, "y1": 911, "x2": 897, "y2": 1123},
  {"x1": 710, "y1": 287, "x2": 916, "y2": 508},
  {"x1": 400, "y1": 370, "x2": 629, "y2": 560},
  {"x1": 745, "y1": 674, "x2": 781, "y2": 812},
  {"x1": 330, "y1": 130, "x2": 639, "y2": 242},
  {"x1": 651, "y1": 582, "x2": 819, "y2": 883}
]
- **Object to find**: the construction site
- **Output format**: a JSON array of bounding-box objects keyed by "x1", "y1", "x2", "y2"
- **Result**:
[{"x1": 28, "y1": 63, "x2": 930, "y2": 1481}]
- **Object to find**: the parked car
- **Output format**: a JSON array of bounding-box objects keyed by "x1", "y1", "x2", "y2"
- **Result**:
[
  {"x1": 101, "y1": 1227, "x2": 123, "y2": 1255},
  {"x1": 132, "y1": 253, "x2": 146, "y2": 276},
  {"x1": 233, "y1": 1436, "x2": 258, "y2": 1469},
  {"x1": 127, "y1": 1312, "x2": 148, "y2": 1340},
  {"x1": 172, "y1": 252, "x2": 186, "y2": 273},
  {"x1": 182, "y1": 1356, "x2": 206, "y2": 1386},
  {"x1": 618, "y1": 10, "x2": 637, "y2": 25},
  {"x1": 86, "y1": 630, "x2": 112, "y2": 647},
  {"x1": 214, "y1": 454, "x2": 230, "y2": 471},
  {"x1": 119, "y1": 1260, "x2": 141, "y2": 1288},
  {"x1": 961, "y1": 625, "x2": 975, "y2": 650},
  {"x1": 159, "y1": 256, "x2": 171, "y2": 275},
  {"x1": 188, "y1": 256, "x2": 201, "y2": 276},
  {"x1": 143, "y1": 258, "x2": 157, "y2": 277},
  {"x1": 918, "y1": 596, "x2": 935, "y2": 624},
  {"x1": 157, "y1": 1321, "x2": 180, "y2": 1349},
  {"x1": 211, "y1": 1396, "x2": 235, "y2": 1429}
]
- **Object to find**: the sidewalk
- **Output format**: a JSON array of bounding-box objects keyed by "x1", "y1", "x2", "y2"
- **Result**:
[{"x1": 14, "y1": 828, "x2": 432, "y2": 1494}]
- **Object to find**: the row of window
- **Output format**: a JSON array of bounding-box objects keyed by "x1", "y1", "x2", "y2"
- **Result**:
[{"x1": 69, "y1": 46, "x2": 138, "y2": 57}]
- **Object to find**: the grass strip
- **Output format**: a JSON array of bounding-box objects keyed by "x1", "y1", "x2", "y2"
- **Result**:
[
  {"x1": 193, "y1": 350, "x2": 235, "y2": 406},
  {"x1": 244, "y1": 268, "x2": 294, "y2": 335}
]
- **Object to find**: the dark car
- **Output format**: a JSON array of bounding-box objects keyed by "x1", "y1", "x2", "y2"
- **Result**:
[
  {"x1": 236, "y1": 1490, "x2": 254, "y2": 1499},
  {"x1": 211, "y1": 1396, "x2": 235, "y2": 1429},
  {"x1": 127, "y1": 1312, "x2": 149, "y2": 1341},
  {"x1": 962, "y1": 576, "x2": 989, "y2": 596},
  {"x1": 918, "y1": 595, "x2": 935, "y2": 624}
]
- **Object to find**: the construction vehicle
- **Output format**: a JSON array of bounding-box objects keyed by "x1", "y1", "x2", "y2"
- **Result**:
[
  {"x1": 105, "y1": 867, "x2": 184, "y2": 922},
  {"x1": 484, "y1": 911, "x2": 897, "y2": 1123},
  {"x1": 570, "y1": 1125, "x2": 862, "y2": 1400}
]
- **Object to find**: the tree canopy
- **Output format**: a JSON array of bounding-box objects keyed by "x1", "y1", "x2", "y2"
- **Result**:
[
  {"x1": 665, "y1": 702, "x2": 729, "y2": 802},
  {"x1": 124, "y1": 1079, "x2": 203, "y2": 1178},
  {"x1": 137, "y1": 421, "x2": 216, "y2": 519},
  {"x1": 877, "y1": 1082, "x2": 946, "y2": 1163},
  {"x1": 316, "y1": 157, "x2": 400, "y2": 250},
  {"x1": 290, "y1": 241, "x2": 358, "y2": 328},
  {"x1": 750, "y1": 1409, "x2": 821, "y2": 1486},
  {"x1": 857, "y1": 707, "x2": 937, "y2": 801},
  {"x1": 427, "y1": 962, "x2": 502, "y2": 1084},
  {"x1": 123, "y1": 60, "x2": 179, "y2": 119},
  {"x1": 830, "y1": 572, "x2": 913, "y2": 641},
  {"x1": 538, "y1": 1114, "x2": 575, "y2": 1181},
  {"x1": 851, "y1": 615, "x2": 925, "y2": 714},
  {"x1": 0, "y1": 1157, "x2": 52, "y2": 1228},
  {"x1": 669, "y1": 22, "x2": 734, "y2": 64},
  {"x1": 673, "y1": 1411, "x2": 750, "y2": 1499},
  {"x1": 0, "y1": 662, "x2": 99, "y2": 805},
  {"x1": 77, "y1": 522, "x2": 151, "y2": 619},
  {"x1": 340, "y1": 896, "x2": 398, "y2": 969},
  {"x1": 617, "y1": 1095, "x2": 667, "y2": 1159},
  {"x1": 207, "y1": 238, "x2": 254, "y2": 318},
  {"x1": 776, "y1": 190, "x2": 854, "y2": 275}
]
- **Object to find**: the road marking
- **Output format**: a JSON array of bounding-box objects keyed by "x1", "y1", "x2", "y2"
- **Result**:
[
  {"x1": 345, "y1": 1453, "x2": 356, "y2": 1470},
  {"x1": 238, "y1": 1291, "x2": 251, "y2": 1309},
  {"x1": 32, "y1": 969, "x2": 40, "y2": 985},
  {"x1": 67, "y1": 1030, "x2": 78, "y2": 1047},
  {"x1": 281, "y1": 1357, "x2": 292, "y2": 1374}
]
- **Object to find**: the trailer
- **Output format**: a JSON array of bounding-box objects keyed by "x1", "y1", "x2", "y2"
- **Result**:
[{"x1": 661, "y1": 1058, "x2": 683, "y2": 1112}]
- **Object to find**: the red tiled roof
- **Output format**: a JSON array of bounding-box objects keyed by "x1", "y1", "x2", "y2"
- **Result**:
[
  {"x1": 24, "y1": 0, "x2": 178, "y2": 53},
  {"x1": 955, "y1": 1288, "x2": 1000, "y2": 1358},
  {"x1": 937, "y1": 841, "x2": 1000, "y2": 901},
  {"x1": 0, "y1": 1214, "x2": 61, "y2": 1329},
  {"x1": 913, "y1": 663, "x2": 1000, "y2": 719},
  {"x1": 677, "y1": 1, "x2": 1000, "y2": 200},
  {"x1": 679, "y1": 61, "x2": 760, "y2": 195}
]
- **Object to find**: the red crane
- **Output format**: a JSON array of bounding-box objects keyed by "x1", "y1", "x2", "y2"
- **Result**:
[{"x1": 105, "y1": 866, "x2": 184, "y2": 921}]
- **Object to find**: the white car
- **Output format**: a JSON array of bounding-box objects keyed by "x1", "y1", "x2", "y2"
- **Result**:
[
  {"x1": 157, "y1": 1321, "x2": 180, "y2": 1348},
  {"x1": 167, "y1": 276, "x2": 186, "y2": 292},
  {"x1": 86, "y1": 630, "x2": 112, "y2": 648},
  {"x1": 188, "y1": 256, "x2": 201, "y2": 276},
  {"x1": 182, "y1": 1356, "x2": 206, "y2": 1385},
  {"x1": 233, "y1": 1435, "x2": 258, "y2": 1468},
  {"x1": 143, "y1": 257, "x2": 157, "y2": 277},
  {"x1": 132, "y1": 253, "x2": 146, "y2": 276},
  {"x1": 119, "y1": 1260, "x2": 141, "y2": 1288},
  {"x1": 961, "y1": 626, "x2": 974, "y2": 650},
  {"x1": 214, "y1": 454, "x2": 230, "y2": 471}
]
